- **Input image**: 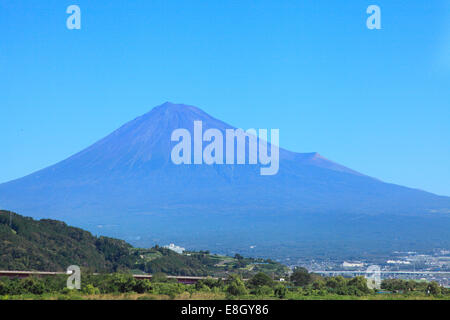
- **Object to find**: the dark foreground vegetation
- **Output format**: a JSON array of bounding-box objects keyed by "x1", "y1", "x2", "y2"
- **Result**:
[{"x1": 0, "y1": 268, "x2": 449, "y2": 300}]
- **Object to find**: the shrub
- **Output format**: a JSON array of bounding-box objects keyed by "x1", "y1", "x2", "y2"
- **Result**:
[
  {"x1": 152, "y1": 282, "x2": 186, "y2": 299},
  {"x1": 83, "y1": 284, "x2": 100, "y2": 295},
  {"x1": 274, "y1": 284, "x2": 287, "y2": 298},
  {"x1": 19, "y1": 277, "x2": 45, "y2": 295},
  {"x1": 100, "y1": 273, "x2": 137, "y2": 293},
  {"x1": 427, "y1": 282, "x2": 441, "y2": 296},
  {"x1": 133, "y1": 279, "x2": 152, "y2": 294},
  {"x1": 290, "y1": 267, "x2": 312, "y2": 287},
  {"x1": 254, "y1": 285, "x2": 273, "y2": 297},
  {"x1": 226, "y1": 275, "x2": 247, "y2": 296},
  {"x1": 248, "y1": 272, "x2": 274, "y2": 288}
]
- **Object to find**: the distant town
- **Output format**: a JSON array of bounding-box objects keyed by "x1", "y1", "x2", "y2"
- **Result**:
[
  {"x1": 160, "y1": 242, "x2": 450, "y2": 287},
  {"x1": 288, "y1": 249, "x2": 450, "y2": 287}
]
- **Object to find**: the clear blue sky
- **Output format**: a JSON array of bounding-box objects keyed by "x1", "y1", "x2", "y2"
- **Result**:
[{"x1": 1, "y1": 0, "x2": 449, "y2": 196}]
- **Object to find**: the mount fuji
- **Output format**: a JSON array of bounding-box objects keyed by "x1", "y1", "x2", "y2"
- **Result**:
[{"x1": 1, "y1": 102, "x2": 449, "y2": 260}]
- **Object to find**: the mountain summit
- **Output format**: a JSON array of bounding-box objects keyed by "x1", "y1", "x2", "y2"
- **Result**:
[{"x1": 1, "y1": 102, "x2": 449, "y2": 260}]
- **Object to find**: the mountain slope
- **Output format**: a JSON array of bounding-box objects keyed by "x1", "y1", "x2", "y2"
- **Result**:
[{"x1": 0, "y1": 102, "x2": 449, "y2": 260}]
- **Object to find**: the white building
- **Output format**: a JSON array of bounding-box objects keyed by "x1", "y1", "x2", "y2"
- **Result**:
[
  {"x1": 342, "y1": 261, "x2": 365, "y2": 268},
  {"x1": 386, "y1": 260, "x2": 411, "y2": 265},
  {"x1": 164, "y1": 243, "x2": 185, "y2": 254}
]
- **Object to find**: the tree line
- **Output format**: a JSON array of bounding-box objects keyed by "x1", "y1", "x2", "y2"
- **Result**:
[{"x1": 0, "y1": 267, "x2": 448, "y2": 299}]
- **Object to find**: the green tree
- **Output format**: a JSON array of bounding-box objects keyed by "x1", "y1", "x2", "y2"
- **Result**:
[
  {"x1": 83, "y1": 284, "x2": 100, "y2": 295},
  {"x1": 427, "y1": 282, "x2": 441, "y2": 296},
  {"x1": 19, "y1": 277, "x2": 45, "y2": 295},
  {"x1": 347, "y1": 276, "x2": 370, "y2": 296},
  {"x1": 274, "y1": 284, "x2": 287, "y2": 298},
  {"x1": 133, "y1": 279, "x2": 152, "y2": 293},
  {"x1": 248, "y1": 272, "x2": 274, "y2": 288},
  {"x1": 106, "y1": 273, "x2": 137, "y2": 293},
  {"x1": 290, "y1": 267, "x2": 312, "y2": 287},
  {"x1": 325, "y1": 276, "x2": 347, "y2": 294},
  {"x1": 226, "y1": 275, "x2": 248, "y2": 296},
  {"x1": 195, "y1": 278, "x2": 224, "y2": 290},
  {"x1": 254, "y1": 285, "x2": 273, "y2": 296}
]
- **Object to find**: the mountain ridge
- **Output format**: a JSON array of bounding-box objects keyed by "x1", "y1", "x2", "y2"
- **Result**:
[{"x1": 0, "y1": 102, "x2": 449, "y2": 260}]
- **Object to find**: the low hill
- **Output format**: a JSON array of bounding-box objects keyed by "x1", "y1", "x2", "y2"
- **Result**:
[
  {"x1": 0, "y1": 210, "x2": 288, "y2": 277},
  {"x1": 131, "y1": 247, "x2": 288, "y2": 277},
  {"x1": 0, "y1": 210, "x2": 134, "y2": 272}
]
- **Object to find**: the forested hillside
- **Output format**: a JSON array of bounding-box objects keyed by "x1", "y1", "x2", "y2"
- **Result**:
[
  {"x1": 0, "y1": 211, "x2": 288, "y2": 277},
  {"x1": 0, "y1": 210, "x2": 133, "y2": 272}
]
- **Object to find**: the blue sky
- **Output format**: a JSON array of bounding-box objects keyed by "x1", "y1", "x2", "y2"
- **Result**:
[{"x1": 1, "y1": 0, "x2": 449, "y2": 196}]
